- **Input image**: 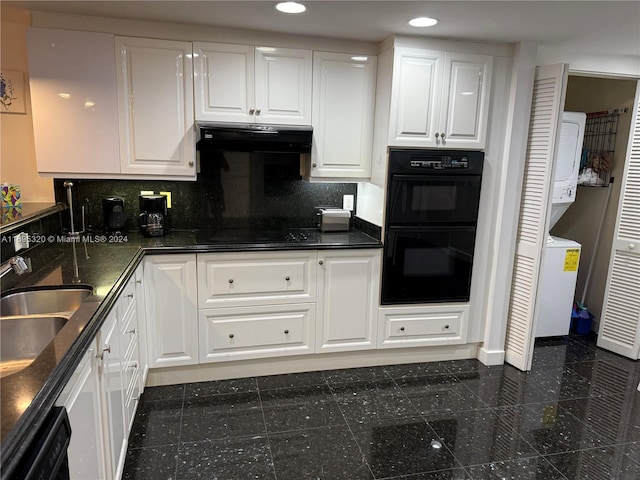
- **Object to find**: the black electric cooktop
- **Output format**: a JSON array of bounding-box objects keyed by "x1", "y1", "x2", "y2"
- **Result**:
[{"x1": 195, "y1": 228, "x2": 319, "y2": 245}]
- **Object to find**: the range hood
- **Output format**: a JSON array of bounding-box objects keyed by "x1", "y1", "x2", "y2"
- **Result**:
[{"x1": 196, "y1": 123, "x2": 313, "y2": 153}]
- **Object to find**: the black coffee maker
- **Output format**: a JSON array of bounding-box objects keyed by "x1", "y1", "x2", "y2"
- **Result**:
[
  {"x1": 139, "y1": 194, "x2": 169, "y2": 237},
  {"x1": 103, "y1": 196, "x2": 126, "y2": 233}
]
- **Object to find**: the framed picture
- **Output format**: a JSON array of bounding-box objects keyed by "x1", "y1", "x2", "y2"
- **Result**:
[{"x1": 1, "y1": 70, "x2": 26, "y2": 114}]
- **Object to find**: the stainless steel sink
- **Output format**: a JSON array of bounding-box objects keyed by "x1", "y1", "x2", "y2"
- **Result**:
[
  {"x1": 0, "y1": 285, "x2": 93, "y2": 378},
  {"x1": 1, "y1": 285, "x2": 93, "y2": 316},
  {"x1": 0, "y1": 315, "x2": 68, "y2": 378}
]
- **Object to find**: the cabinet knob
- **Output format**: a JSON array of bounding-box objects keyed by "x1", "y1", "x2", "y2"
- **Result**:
[
  {"x1": 128, "y1": 328, "x2": 136, "y2": 335},
  {"x1": 249, "y1": 108, "x2": 255, "y2": 115},
  {"x1": 435, "y1": 132, "x2": 440, "y2": 138},
  {"x1": 444, "y1": 324, "x2": 450, "y2": 329},
  {"x1": 318, "y1": 260, "x2": 324, "y2": 265},
  {"x1": 127, "y1": 293, "x2": 134, "y2": 299},
  {"x1": 440, "y1": 132, "x2": 446, "y2": 140},
  {"x1": 629, "y1": 243, "x2": 636, "y2": 250},
  {"x1": 312, "y1": 163, "x2": 317, "y2": 168},
  {"x1": 189, "y1": 161, "x2": 195, "y2": 167},
  {"x1": 255, "y1": 108, "x2": 261, "y2": 116},
  {"x1": 228, "y1": 279, "x2": 234, "y2": 284},
  {"x1": 284, "y1": 329, "x2": 289, "y2": 334},
  {"x1": 136, "y1": 279, "x2": 142, "y2": 285},
  {"x1": 400, "y1": 326, "x2": 405, "y2": 332},
  {"x1": 285, "y1": 276, "x2": 290, "y2": 281},
  {"x1": 229, "y1": 333, "x2": 234, "y2": 339}
]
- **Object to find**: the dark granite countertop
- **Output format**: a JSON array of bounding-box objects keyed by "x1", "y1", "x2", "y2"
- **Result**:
[{"x1": 0, "y1": 227, "x2": 381, "y2": 478}]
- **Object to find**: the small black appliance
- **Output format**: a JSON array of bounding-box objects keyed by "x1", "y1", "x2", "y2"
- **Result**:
[
  {"x1": 139, "y1": 194, "x2": 168, "y2": 237},
  {"x1": 102, "y1": 196, "x2": 126, "y2": 233}
]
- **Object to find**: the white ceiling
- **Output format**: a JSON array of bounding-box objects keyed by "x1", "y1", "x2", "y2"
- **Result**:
[{"x1": 7, "y1": 0, "x2": 640, "y2": 57}]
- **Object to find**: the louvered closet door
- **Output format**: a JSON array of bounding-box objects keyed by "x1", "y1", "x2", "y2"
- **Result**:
[
  {"x1": 505, "y1": 64, "x2": 569, "y2": 371},
  {"x1": 597, "y1": 81, "x2": 640, "y2": 359}
]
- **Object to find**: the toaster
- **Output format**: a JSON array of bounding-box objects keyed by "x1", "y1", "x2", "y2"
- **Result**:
[{"x1": 317, "y1": 208, "x2": 351, "y2": 232}]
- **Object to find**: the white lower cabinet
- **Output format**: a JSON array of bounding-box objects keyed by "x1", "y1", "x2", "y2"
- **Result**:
[
  {"x1": 144, "y1": 254, "x2": 198, "y2": 367},
  {"x1": 99, "y1": 310, "x2": 128, "y2": 480},
  {"x1": 58, "y1": 270, "x2": 146, "y2": 479},
  {"x1": 195, "y1": 249, "x2": 381, "y2": 362},
  {"x1": 199, "y1": 303, "x2": 315, "y2": 362},
  {"x1": 377, "y1": 304, "x2": 469, "y2": 348},
  {"x1": 56, "y1": 342, "x2": 108, "y2": 480},
  {"x1": 316, "y1": 249, "x2": 380, "y2": 352}
]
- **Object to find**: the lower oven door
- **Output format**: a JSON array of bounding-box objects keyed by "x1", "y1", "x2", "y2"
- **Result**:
[{"x1": 381, "y1": 226, "x2": 477, "y2": 304}]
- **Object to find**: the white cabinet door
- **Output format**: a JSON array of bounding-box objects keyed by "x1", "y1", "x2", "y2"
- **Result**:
[
  {"x1": 134, "y1": 264, "x2": 149, "y2": 388},
  {"x1": 389, "y1": 47, "x2": 492, "y2": 149},
  {"x1": 56, "y1": 341, "x2": 108, "y2": 480},
  {"x1": 144, "y1": 254, "x2": 198, "y2": 367},
  {"x1": 389, "y1": 47, "x2": 444, "y2": 147},
  {"x1": 194, "y1": 42, "x2": 255, "y2": 123},
  {"x1": 439, "y1": 52, "x2": 493, "y2": 149},
  {"x1": 27, "y1": 28, "x2": 120, "y2": 176},
  {"x1": 116, "y1": 37, "x2": 195, "y2": 177},
  {"x1": 98, "y1": 310, "x2": 127, "y2": 480},
  {"x1": 194, "y1": 43, "x2": 312, "y2": 125},
  {"x1": 310, "y1": 52, "x2": 376, "y2": 179},
  {"x1": 255, "y1": 46, "x2": 313, "y2": 125},
  {"x1": 316, "y1": 249, "x2": 381, "y2": 353}
]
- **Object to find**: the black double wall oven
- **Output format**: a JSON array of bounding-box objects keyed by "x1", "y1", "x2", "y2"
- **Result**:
[{"x1": 381, "y1": 149, "x2": 484, "y2": 305}]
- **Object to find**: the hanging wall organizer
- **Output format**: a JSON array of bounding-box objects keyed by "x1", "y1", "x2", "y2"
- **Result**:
[{"x1": 578, "y1": 108, "x2": 626, "y2": 186}]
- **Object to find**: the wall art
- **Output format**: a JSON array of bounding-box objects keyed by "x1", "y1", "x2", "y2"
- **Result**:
[{"x1": 1, "y1": 70, "x2": 26, "y2": 114}]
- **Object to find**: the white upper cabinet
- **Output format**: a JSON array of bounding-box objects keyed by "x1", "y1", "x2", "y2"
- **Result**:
[
  {"x1": 27, "y1": 28, "x2": 121, "y2": 176},
  {"x1": 194, "y1": 42, "x2": 312, "y2": 125},
  {"x1": 389, "y1": 47, "x2": 493, "y2": 149},
  {"x1": 310, "y1": 52, "x2": 377, "y2": 179},
  {"x1": 116, "y1": 37, "x2": 196, "y2": 177}
]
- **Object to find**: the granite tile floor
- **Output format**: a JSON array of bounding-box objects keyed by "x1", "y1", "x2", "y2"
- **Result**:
[{"x1": 123, "y1": 334, "x2": 640, "y2": 479}]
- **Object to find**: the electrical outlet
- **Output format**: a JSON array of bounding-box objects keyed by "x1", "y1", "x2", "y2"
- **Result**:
[
  {"x1": 160, "y1": 191, "x2": 172, "y2": 208},
  {"x1": 343, "y1": 194, "x2": 354, "y2": 211},
  {"x1": 13, "y1": 232, "x2": 29, "y2": 252}
]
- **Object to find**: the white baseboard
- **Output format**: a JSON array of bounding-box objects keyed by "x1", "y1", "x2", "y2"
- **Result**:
[
  {"x1": 146, "y1": 344, "x2": 479, "y2": 386},
  {"x1": 477, "y1": 347, "x2": 505, "y2": 366}
]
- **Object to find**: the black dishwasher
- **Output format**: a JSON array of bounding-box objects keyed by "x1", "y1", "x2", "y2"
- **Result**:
[{"x1": 10, "y1": 407, "x2": 71, "y2": 480}]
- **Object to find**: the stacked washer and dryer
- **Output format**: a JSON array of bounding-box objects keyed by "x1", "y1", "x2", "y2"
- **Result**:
[{"x1": 535, "y1": 112, "x2": 587, "y2": 337}]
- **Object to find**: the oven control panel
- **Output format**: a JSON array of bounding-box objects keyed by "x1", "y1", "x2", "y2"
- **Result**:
[{"x1": 410, "y1": 155, "x2": 469, "y2": 169}]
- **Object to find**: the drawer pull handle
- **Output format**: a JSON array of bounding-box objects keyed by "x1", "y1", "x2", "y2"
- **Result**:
[
  {"x1": 136, "y1": 279, "x2": 142, "y2": 284},
  {"x1": 229, "y1": 333, "x2": 234, "y2": 339},
  {"x1": 318, "y1": 260, "x2": 324, "y2": 265},
  {"x1": 228, "y1": 279, "x2": 234, "y2": 284},
  {"x1": 127, "y1": 293, "x2": 134, "y2": 299},
  {"x1": 285, "y1": 276, "x2": 290, "y2": 281},
  {"x1": 128, "y1": 328, "x2": 136, "y2": 335},
  {"x1": 128, "y1": 362, "x2": 138, "y2": 371},
  {"x1": 400, "y1": 327, "x2": 405, "y2": 332},
  {"x1": 284, "y1": 329, "x2": 289, "y2": 334},
  {"x1": 444, "y1": 325, "x2": 450, "y2": 329},
  {"x1": 98, "y1": 345, "x2": 111, "y2": 359}
]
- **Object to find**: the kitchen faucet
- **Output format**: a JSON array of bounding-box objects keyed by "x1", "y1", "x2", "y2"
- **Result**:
[{"x1": 0, "y1": 256, "x2": 28, "y2": 278}]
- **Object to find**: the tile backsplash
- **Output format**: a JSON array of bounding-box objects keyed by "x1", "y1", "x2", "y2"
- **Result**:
[{"x1": 54, "y1": 164, "x2": 356, "y2": 233}]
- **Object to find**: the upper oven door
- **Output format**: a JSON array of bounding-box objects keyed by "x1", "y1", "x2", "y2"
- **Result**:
[{"x1": 386, "y1": 173, "x2": 482, "y2": 225}]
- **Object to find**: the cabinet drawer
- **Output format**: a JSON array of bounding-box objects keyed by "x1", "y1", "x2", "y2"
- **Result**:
[
  {"x1": 117, "y1": 277, "x2": 136, "y2": 331},
  {"x1": 197, "y1": 251, "x2": 316, "y2": 308},
  {"x1": 199, "y1": 304, "x2": 315, "y2": 362},
  {"x1": 378, "y1": 305, "x2": 467, "y2": 348}
]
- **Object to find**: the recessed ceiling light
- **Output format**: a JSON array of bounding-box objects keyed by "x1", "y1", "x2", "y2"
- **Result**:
[
  {"x1": 408, "y1": 16, "x2": 439, "y2": 28},
  {"x1": 275, "y1": 2, "x2": 306, "y2": 14}
]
